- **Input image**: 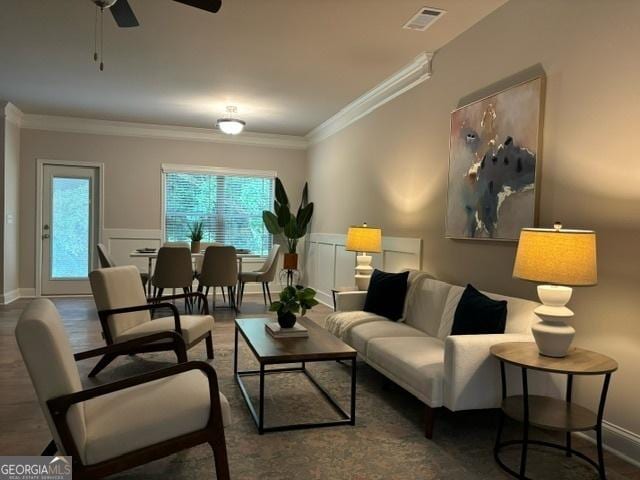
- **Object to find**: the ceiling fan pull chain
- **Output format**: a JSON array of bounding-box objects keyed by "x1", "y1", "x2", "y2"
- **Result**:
[
  {"x1": 93, "y1": 5, "x2": 98, "y2": 62},
  {"x1": 99, "y1": 7, "x2": 104, "y2": 71}
]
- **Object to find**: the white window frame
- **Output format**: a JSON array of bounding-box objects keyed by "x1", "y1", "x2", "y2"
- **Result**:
[{"x1": 160, "y1": 163, "x2": 277, "y2": 250}]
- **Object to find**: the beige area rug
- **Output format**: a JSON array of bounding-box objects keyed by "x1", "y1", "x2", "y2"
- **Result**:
[{"x1": 74, "y1": 314, "x2": 612, "y2": 480}]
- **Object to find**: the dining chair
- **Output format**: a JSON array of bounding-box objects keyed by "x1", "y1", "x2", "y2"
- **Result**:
[
  {"x1": 197, "y1": 246, "x2": 238, "y2": 312},
  {"x1": 237, "y1": 244, "x2": 280, "y2": 307},
  {"x1": 151, "y1": 246, "x2": 195, "y2": 311},
  {"x1": 194, "y1": 242, "x2": 226, "y2": 299},
  {"x1": 96, "y1": 243, "x2": 149, "y2": 290},
  {"x1": 15, "y1": 298, "x2": 230, "y2": 480},
  {"x1": 89, "y1": 265, "x2": 215, "y2": 377}
]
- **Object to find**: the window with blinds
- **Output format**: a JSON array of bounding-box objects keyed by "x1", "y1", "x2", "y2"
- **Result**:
[{"x1": 164, "y1": 169, "x2": 274, "y2": 255}]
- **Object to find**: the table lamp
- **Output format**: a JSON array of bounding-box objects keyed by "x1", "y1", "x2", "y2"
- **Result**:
[
  {"x1": 513, "y1": 222, "x2": 597, "y2": 357},
  {"x1": 345, "y1": 223, "x2": 382, "y2": 290}
]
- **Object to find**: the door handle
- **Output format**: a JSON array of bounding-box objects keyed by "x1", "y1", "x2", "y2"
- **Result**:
[{"x1": 42, "y1": 233, "x2": 50, "y2": 239}]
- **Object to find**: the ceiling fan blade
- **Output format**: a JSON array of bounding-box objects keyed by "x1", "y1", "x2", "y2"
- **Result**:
[
  {"x1": 173, "y1": 0, "x2": 222, "y2": 14},
  {"x1": 110, "y1": 0, "x2": 140, "y2": 27}
]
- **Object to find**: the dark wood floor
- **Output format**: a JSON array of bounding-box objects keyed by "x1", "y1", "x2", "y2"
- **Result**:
[{"x1": 1, "y1": 295, "x2": 638, "y2": 479}]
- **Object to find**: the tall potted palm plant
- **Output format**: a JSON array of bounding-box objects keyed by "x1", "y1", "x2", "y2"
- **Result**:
[{"x1": 262, "y1": 178, "x2": 313, "y2": 270}]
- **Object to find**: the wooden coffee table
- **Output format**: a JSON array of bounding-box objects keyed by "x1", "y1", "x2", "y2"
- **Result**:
[{"x1": 234, "y1": 317, "x2": 357, "y2": 434}]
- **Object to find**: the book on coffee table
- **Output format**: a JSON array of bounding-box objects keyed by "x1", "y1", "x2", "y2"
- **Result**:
[{"x1": 265, "y1": 322, "x2": 309, "y2": 338}]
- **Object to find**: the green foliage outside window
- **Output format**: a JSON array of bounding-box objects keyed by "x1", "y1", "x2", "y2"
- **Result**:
[{"x1": 165, "y1": 172, "x2": 273, "y2": 255}]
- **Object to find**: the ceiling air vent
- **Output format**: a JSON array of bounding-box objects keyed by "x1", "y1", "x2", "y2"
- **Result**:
[{"x1": 402, "y1": 7, "x2": 446, "y2": 31}]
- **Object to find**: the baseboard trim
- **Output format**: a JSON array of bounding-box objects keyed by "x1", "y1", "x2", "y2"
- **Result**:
[
  {"x1": 0, "y1": 289, "x2": 21, "y2": 304},
  {"x1": 576, "y1": 420, "x2": 640, "y2": 468},
  {"x1": 314, "y1": 290, "x2": 334, "y2": 310}
]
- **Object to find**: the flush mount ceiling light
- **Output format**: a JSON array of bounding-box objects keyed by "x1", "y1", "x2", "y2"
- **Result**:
[{"x1": 216, "y1": 106, "x2": 246, "y2": 135}]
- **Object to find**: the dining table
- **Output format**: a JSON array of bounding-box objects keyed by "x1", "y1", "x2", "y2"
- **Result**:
[{"x1": 130, "y1": 249, "x2": 261, "y2": 296}]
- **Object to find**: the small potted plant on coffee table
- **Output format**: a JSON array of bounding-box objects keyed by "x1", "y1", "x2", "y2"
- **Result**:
[
  {"x1": 187, "y1": 220, "x2": 204, "y2": 253},
  {"x1": 269, "y1": 285, "x2": 319, "y2": 328}
]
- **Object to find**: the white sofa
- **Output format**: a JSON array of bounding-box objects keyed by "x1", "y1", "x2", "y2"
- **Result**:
[{"x1": 323, "y1": 273, "x2": 558, "y2": 438}]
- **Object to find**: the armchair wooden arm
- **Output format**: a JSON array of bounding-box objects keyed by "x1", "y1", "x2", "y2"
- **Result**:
[
  {"x1": 87, "y1": 302, "x2": 190, "y2": 377},
  {"x1": 148, "y1": 291, "x2": 210, "y2": 315},
  {"x1": 74, "y1": 331, "x2": 187, "y2": 363},
  {"x1": 46, "y1": 361, "x2": 228, "y2": 479},
  {"x1": 98, "y1": 302, "x2": 182, "y2": 341}
]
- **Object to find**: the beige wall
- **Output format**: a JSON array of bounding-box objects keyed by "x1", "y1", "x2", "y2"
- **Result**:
[
  {"x1": 0, "y1": 104, "x2": 21, "y2": 297},
  {"x1": 4, "y1": 119, "x2": 20, "y2": 294},
  {"x1": 308, "y1": 0, "x2": 640, "y2": 440},
  {"x1": 19, "y1": 129, "x2": 307, "y2": 288}
]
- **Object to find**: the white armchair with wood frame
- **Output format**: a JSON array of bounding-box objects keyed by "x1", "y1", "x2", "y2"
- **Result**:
[
  {"x1": 15, "y1": 298, "x2": 231, "y2": 480},
  {"x1": 88, "y1": 265, "x2": 215, "y2": 377}
]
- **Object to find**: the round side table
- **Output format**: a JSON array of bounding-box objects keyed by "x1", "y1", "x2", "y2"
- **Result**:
[{"x1": 490, "y1": 342, "x2": 617, "y2": 480}]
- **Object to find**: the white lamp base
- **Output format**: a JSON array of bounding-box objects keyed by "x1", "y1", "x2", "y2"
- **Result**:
[
  {"x1": 354, "y1": 253, "x2": 373, "y2": 291},
  {"x1": 533, "y1": 285, "x2": 575, "y2": 357}
]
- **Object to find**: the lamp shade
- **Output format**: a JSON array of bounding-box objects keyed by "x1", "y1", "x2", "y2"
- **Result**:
[
  {"x1": 345, "y1": 225, "x2": 382, "y2": 253},
  {"x1": 513, "y1": 227, "x2": 597, "y2": 286}
]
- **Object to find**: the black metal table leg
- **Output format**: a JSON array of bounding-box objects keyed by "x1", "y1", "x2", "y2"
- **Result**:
[
  {"x1": 566, "y1": 374, "x2": 574, "y2": 457},
  {"x1": 520, "y1": 367, "x2": 529, "y2": 479},
  {"x1": 597, "y1": 373, "x2": 612, "y2": 480},
  {"x1": 350, "y1": 357, "x2": 357, "y2": 425},
  {"x1": 236, "y1": 358, "x2": 357, "y2": 433},
  {"x1": 233, "y1": 326, "x2": 238, "y2": 375},
  {"x1": 258, "y1": 363, "x2": 265, "y2": 434},
  {"x1": 494, "y1": 361, "x2": 507, "y2": 459}
]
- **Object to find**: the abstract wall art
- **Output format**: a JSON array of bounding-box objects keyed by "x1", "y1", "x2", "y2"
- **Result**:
[{"x1": 446, "y1": 77, "x2": 544, "y2": 240}]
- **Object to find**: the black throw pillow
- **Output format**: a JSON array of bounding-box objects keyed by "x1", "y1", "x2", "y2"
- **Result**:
[
  {"x1": 451, "y1": 284, "x2": 507, "y2": 335},
  {"x1": 363, "y1": 269, "x2": 410, "y2": 321}
]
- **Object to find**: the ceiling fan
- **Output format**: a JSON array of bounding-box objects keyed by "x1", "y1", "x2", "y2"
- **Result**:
[
  {"x1": 89, "y1": 0, "x2": 221, "y2": 70},
  {"x1": 92, "y1": 0, "x2": 222, "y2": 28}
]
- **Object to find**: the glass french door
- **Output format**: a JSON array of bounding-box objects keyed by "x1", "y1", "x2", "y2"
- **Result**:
[{"x1": 41, "y1": 164, "x2": 100, "y2": 295}]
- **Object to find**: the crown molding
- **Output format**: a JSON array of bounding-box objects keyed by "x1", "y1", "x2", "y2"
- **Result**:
[
  {"x1": 2, "y1": 102, "x2": 24, "y2": 127},
  {"x1": 20, "y1": 114, "x2": 309, "y2": 150},
  {"x1": 11, "y1": 52, "x2": 433, "y2": 149},
  {"x1": 306, "y1": 52, "x2": 433, "y2": 145}
]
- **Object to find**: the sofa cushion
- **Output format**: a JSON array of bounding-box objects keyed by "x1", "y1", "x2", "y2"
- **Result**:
[
  {"x1": 115, "y1": 314, "x2": 214, "y2": 345},
  {"x1": 323, "y1": 310, "x2": 389, "y2": 342},
  {"x1": 82, "y1": 370, "x2": 231, "y2": 465},
  {"x1": 403, "y1": 278, "x2": 452, "y2": 336},
  {"x1": 438, "y1": 285, "x2": 465, "y2": 339},
  {"x1": 451, "y1": 284, "x2": 507, "y2": 335},
  {"x1": 439, "y1": 285, "x2": 534, "y2": 338},
  {"x1": 363, "y1": 270, "x2": 409, "y2": 321},
  {"x1": 349, "y1": 320, "x2": 427, "y2": 354},
  {"x1": 367, "y1": 336, "x2": 445, "y2": 406}
]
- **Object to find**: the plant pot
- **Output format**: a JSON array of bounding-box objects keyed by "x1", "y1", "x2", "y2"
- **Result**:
[
  {"x1": 277, "y1": 311, "x2": 297, "y2": 329},
  {"x1": 191, "y1": 241, "x2": 201, "y2": 254},
  {"x1": 283, "y1": 252, "x2": 298, "y2": 270}
]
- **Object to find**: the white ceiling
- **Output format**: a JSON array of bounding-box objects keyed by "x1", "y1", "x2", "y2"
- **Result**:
[{"x1": 0, "y1": 0, "x2": 506, "y2": 136}]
